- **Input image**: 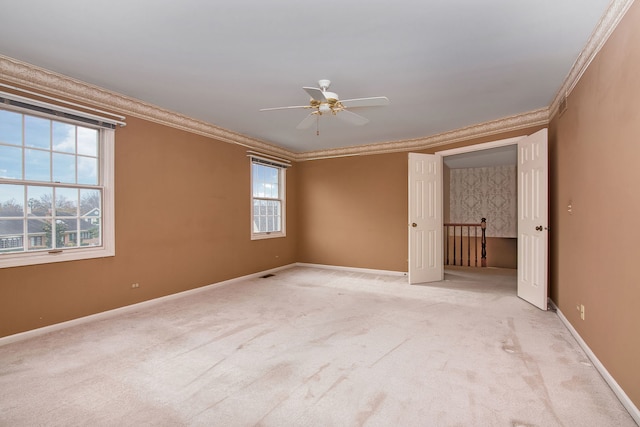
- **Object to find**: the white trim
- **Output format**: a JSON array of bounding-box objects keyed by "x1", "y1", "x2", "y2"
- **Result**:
[
  {"x1": 436, "y1": 135, "x2": 525, "y2": 157},
  {"x1": 250, "y1": 160, "x2": 287, "y2": 240},
  {"x1": 247, "y1": 151, "x2": 292, "y2": 168},
  {"x1": 553, "y1": 303, "x2": 640, "y2": 424},
  {"x1": 0, "y1": 82, "x2": 126, "y2": 121},
  {"x1": 0, "y1": 89, "x2": 126, "y2": 128},
  {"x1": 295, "y1": 262, "x2": 407, "y2": 277},
  {"x1": 0, "y1": 263, "x2": 297, "y2": 347}
]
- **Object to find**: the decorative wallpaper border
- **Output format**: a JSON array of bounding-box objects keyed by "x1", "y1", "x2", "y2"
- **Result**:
[{"x1": 0, "y1": 0, "x2": 632, "y2": 161}]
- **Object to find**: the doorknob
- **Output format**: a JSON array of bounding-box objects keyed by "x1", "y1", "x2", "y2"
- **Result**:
[
  {"x1": 411, "y1": 223, "x2": 417, "y2": 227},
  {"x1": 535, "y1": 225, "x2": 543, "y2": 231}
]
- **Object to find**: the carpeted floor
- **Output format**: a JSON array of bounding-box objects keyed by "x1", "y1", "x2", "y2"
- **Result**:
[{"x1": 0, "y1": 266, "x2": 635, "y2": 426}]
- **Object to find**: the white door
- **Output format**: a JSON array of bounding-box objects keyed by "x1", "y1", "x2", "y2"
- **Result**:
[
  {"x1": 517, "y1": 128, "x2": 549, "y2": 310},
  {"x1": 408, "y1": 153, "x2": 443, "y2": 284}
]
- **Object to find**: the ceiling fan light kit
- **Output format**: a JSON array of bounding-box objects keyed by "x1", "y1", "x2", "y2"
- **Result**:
[{"x1": 260, "y1": 79, "x2": 389, "y2": 134}]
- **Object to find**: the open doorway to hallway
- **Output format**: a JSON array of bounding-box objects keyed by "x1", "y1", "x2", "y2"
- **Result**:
[
  {"x1": 409, "y1": 130, "x2": 549, "y2": 310},
  {"x1": 443, "y1": 144, "x2": 518, "y2": 270}
]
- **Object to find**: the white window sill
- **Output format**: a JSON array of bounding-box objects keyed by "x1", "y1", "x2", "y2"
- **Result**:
[
  {"x1": 251, "y1": 232, "x2": 286, "y2": 241},
  {"x1": 0, "y1": 246, "x2": 114, "y2": 269}
]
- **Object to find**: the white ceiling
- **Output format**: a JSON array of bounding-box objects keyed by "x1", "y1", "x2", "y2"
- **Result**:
[{"x1": 0, "y1": 1, "x2": 612, "y2": 154}]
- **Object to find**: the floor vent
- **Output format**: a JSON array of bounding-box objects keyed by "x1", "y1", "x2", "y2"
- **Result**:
[{"x1": 260, "y1": 274, "x2": 275, "y2": 279}]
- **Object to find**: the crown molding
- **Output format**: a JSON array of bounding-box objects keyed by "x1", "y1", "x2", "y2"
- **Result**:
[
  {"x1": 293, "y1": 108, "x2": 549, "y2": 161},
  {"x1": 0, "y1": 55, "x2": 294, "y2": 161},
  {"x1": 549, "y1": 0, "x2": 636, "y2": 118}
]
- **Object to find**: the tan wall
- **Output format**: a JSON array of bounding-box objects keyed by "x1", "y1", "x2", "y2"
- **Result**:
[
  {"x1": 550, "y1": 1, "x2": 640, "y2": 407},
  {"x1": 296, "y1": 127, "x2": 543, "y2": 273},
  {"x1": 296, "y1": 152, "x2": 408, "y2": 271},
  {"x1": 0, "y1": 113, "x2": 298, "y2": 337},
  {"x1": 486, "y1": 237, "x2": 517, "y2": 269}
]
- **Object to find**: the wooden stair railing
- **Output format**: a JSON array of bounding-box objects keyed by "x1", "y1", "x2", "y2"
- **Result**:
[{"x1": 444, "y1": 218, "x2": 487, "y2": 267}]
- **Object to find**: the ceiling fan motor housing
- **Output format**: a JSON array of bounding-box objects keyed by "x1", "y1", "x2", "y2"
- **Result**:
[{"x1": 318, "y1": 79, "x2": 331, "y2": 91}]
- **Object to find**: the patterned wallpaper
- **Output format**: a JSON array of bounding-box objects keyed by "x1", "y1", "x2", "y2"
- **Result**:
[{"x1": 449, "y1": 165, "x2": 517, "y2": 238}]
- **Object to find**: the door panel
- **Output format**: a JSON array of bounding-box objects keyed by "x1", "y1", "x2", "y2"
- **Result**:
[
  {"x1": 517, "y1": 128, "x2": 549, "y2": 310},
  {"x1": 408, "y1": 153, "x2": 443, "y2": 284}
]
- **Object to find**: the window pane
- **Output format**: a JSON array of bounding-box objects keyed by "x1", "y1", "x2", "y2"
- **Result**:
[
  {"x1": 80, "y1": 189, "x2": 101, "y2": 217},
  {"x1": 61, "y1": 219, "x2": 78, "y2": 248},
  {"x1": 28, "y1": 233, "x2": 46, "y2": 251},
  {"x1": 252, "y1": 163, "x2": 279, "y2": 198},
  {"x1": 25, "y1": 148, "x2": 50, "y2": 181},
  {"x1": 0, "y1": 184, "x2": 25, "y2": 217},
  {"x1": 253, "y1": 199, "x2": 281, "y2": 233},
  {"x1": 77, "y1": 127, "x2": 98, "y2": 156},
  {"x1": 53, "y1": 152, "x2": 76, "y2": 184},
  {"x1": 80, "y1": 218, "x2": 100, "y2": 247},
  {"x1": 52, "y1": 122, "x2": 76, "y2": 153},
  {"x1": 0, "y1": 146, "x2": 22, "y2": 179},
  {"x1": 24, "y1": 116, "x2": 51, "y2": 149},
  {"x1": 28, "y1": 218, "x2": 52, "y2": 249},
  {"x1": 51, "y1": 219, "x2": 69, "y2": 249},
  {"x1": 55, "y1": 187, "x2": 78, "y2": 217},
  {"x1": 0, "y1": 219, "x2": 24, "y2": 252},
  {"x1": 77, "y1": 156, "x2": 98, "y2": 185},
  {"x1": 27, "y1": 186, "x2": 52, "y2": 217},
  {"x1": 0, "y1": 110, "x2": 23, "y2": 146}
]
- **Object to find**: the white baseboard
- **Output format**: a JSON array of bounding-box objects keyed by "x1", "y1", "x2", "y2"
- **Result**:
[
  {"x1": 295, "y1": 262, "x2": 408, "y2": 277},
  {"x1": 0, "y1": 263, "x2": 297, "y2": 347},
  {"x1": 553, "y1": 303, "x2": 640, "y2": 425}
]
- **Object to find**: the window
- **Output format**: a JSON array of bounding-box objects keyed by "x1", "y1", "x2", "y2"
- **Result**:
[
  {"x1": 0, "y1": 95, "x2": 119, "y2": 268},
  {"x1": 250, "y1": 154, "x2": 288, "y2": 239}
]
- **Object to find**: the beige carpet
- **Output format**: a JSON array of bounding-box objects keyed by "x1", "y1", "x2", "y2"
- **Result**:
[{"x1": 0, "y1": 266, "x2": 635, "y2": 426}]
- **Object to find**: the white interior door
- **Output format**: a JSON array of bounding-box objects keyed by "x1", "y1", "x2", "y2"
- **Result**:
[
  {"x1": 517, "y1": 128, "x2": 549, "y2": 310},
  {"x1": 408, "y1": 153, "x2": 443, "y2": 284}
]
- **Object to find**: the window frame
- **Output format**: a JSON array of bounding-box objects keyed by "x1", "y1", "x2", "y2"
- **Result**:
[
  {"x1": 0, "y1": 104, "x2": 116, "y2": 269},
  {"x1": 250, "y1": 157, "x2": 287, "y2": 240}
]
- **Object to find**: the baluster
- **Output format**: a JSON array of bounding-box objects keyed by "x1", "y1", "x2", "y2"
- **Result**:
[
  {"x1": 474, "y1": 226, "x2": 478, "y2": 267},
  {"x1": 453, "y1": 226, "x2": 457, "y2": 265},
  {"x1": 481, "y1": 217, "x2": 487, "y2": 267},
  {"x1": 467, "y1": 225, "x2": 471, "y2": 266},
  {"x1": 459, "y1": 225, "x2": 463, "y2": 266},
  {"x1": 445, "y1": 225, "x2": 449, "y2": 266}
]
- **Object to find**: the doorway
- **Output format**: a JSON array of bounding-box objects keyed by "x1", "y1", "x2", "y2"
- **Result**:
[{"x1": 408, "y1": 129, "x2": 549, "y2": 310}]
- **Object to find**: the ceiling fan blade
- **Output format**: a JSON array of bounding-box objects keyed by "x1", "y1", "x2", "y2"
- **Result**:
[
  {"x1": 340, "y1": 96, "x2": 389, "y2": 108},
  {"x1": 260, "y1": 105, "x2": 310, "y2": 112},
  {"x1": 337, "y1": 110, "x2": 369, "y2": 126},
  {"x1": 296, "y1": 113, "x2": 318, "y2": 130},
  {"x1": 303, "y1": 87, "x2": 327, "y2": 102}
]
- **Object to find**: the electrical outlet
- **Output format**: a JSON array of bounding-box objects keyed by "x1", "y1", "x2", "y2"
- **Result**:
[
  {"x1": 131, "y1": 283, "x2": 140, "y2": 289},
  {"x1": 580, "y1": 304, "x2": 585, "y2": 320}
]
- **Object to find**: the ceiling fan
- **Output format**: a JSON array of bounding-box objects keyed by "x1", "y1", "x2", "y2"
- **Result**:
[{"x1": 260, "y1": 79, "x2": 389, "y2": 132}]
